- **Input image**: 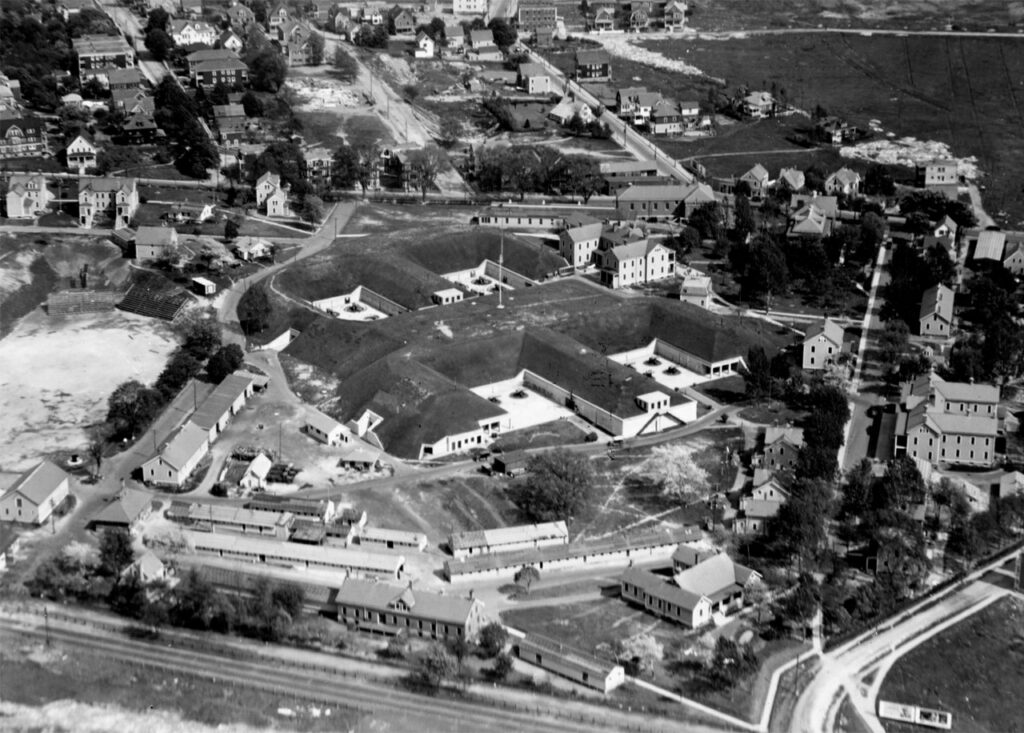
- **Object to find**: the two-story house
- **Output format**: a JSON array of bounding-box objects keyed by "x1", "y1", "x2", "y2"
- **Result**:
[
  {"x1": 596, "y1": 237, "x2": 676, "y2": 289},
  {"x1": 802, "y1": 317, "x2": 844, "y2": 370},
  {"x1": 0, "y1": 117, "x2": 47, "y2": 159},
  {"x1": 78, "y1": 176, "x2": 139, "y2": 229},
  {"x1": 824, "y1": 166, "x2": 861, "y2": 197},
  {"x1": 761, "y1": 426, "x2": 803, "y2": 472},
  {"x1": 170, "y1": 19, "x2": 219, "y2": 46},
  {"x1": 919, "y1": 283, "x2": 954, "y2": 338},
  {"x1": 517, "y1": 62, "x2": 551, "y2": 95},
  {"x1": 5, "y1": 174, "x2": 53, "y2": 219},
  {"x1": 575, "y1": 49, "x2": 611, "y2": 81},
  {"x1": 65, "y1": 132, "x2": 99, "y2": 173},
  {"x1": 559, "y1": 221, "x2": 603, "y2": 269}
]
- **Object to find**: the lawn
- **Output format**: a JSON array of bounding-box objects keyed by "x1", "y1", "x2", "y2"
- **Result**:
[
  {"x1": 877, "y1": 595, "x2": 1024, "y2": 733},
  {"x1": 491, "y1": 420, "x2": 590, "y2": 452},
  {"x1": 637, "y1": 33, "x2": 1024, "y2": 226}
]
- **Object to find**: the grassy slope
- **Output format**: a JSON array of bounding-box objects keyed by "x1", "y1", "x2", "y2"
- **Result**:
[{"x1": 632, "y1": 34, "x2": 1024, "y2": 225}]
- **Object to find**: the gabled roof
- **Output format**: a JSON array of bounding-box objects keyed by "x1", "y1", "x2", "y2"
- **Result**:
[
  {"x1": 778, "y1": 167, "x2": 805, "y2": 190},
  {"x1": 674, "y1": 553, "x2": 758, "y2": 603},
  {"x1": 517, "y1": 62, "x2": 547, "y2": 78},
  {"x1": 245, "y1": 453, "x2": 273, "y2": 480},
  {"x1": 157, "y1": 422, "x2": 209, "y2": 470},
  {"x1": 195, "y1": 58, "x2": 248, "y2": 72},
  {"x1": 671, "y1": 544, "x2": 717, "y2": 568},
  {"x1": 621, "y1": 566, "x2": 707, "y2": 612},
  {"x1": 739, "y1": 499, "x2": 783, "y2": 519},
  {"x1": 827, "y1": 166, "x2": 860, "y2": 185},
  {"x1": 741, "y1": 163, "x2": 769, "y2": 182},
  {"x1": 187, "y1": 48, "x2": 239, "y2": 63},
  {"x1": 91, "y1": 488, "x2": 151, "y2": 526},
  {"x1": 575, "y1": 48, "x2": 610, "y2": 65},
  {"x1": 306, "y1": 407, "x2": 343, "y2": 435},
  {"x1": 469, "y1": 29, "x2": 495, "y2": 44},
  {"x1": 804, "y1": 317, "x2": 844, "y2": 347},
  {"x1": 78, "y1": 176, "x2": 137, "y2": 194},
  {"x1": 974, "y1": 230, "x2": 1006, "y2": 261},
  {"x1": 333, "y1": 577, "x2": 480, "y2": 625},
  {"x1": 192, "y1": 372, "x2": 254, "y2": 430},
  {"x1": 450, "y1": 521, "x2": 569, "y2": 551},
  {"x1": 919, "y1": 283, "x2": 954, "y2": 324},
  {"x1": 2, "y1": 460, "x2": 68, "y2": 506},
  {"x1": 213, "y1": 103, "x2": 246, "y2": 118},
  {"x1": 931, "y1": 375, "x2": 998, "y2": 404},
  {"x1": 106, "y1": 68, "x2": 144, "y2": 86},
  {"x1": 764, "y1": 426, "x2": 803, "y2": 448},
  {"x1": 563, "y1": 222, "x2": 603, "y2": 243},
  {"x1": 257, "y1": 171, "x2": 281, "y2": 187},
  {"x1": 135, "y1": 225, "x2": 177, "y2": 246}
]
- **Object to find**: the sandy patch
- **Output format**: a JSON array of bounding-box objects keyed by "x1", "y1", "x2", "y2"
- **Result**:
[
  {"x1": 287, "y1": 76, "x2": 359, "y2": 111},
  {"x1": 0, "y1": 309, "x2": 178, "y2": 471},
  {"x1": 840, "y1": 137, "x2": 980, "y2": 179},
  {"x1": 0, "y1": 249, "x2": 39, "y2": 296},
  {"x1": 596, "y1": 34, "x2": 719, "y2": 81}
]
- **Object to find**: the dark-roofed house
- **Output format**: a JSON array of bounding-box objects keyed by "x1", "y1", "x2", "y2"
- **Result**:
[
  {"x1": 919, "y1": 283, "x2": 954, "y2": 337},
  {"x1": 449, "y1": 521, "x2": 569, "y2": 559},
  {"x1": 105, "y1": 67, "x2": 144, "y2": 92},
  {"x1": 333, "y1": 577, "x2": 486, "y2": 640},
  {"x1": 512, "y1": 632, "x2": 625, "y2": 692},
  {"x1": 134, "y1": 225, "x2": 178, "y2": 261},
  {"x1": 762, "y1": 426, "x2": 803, "y2": 471},
  {"x1": 802, "y1": 317, "x2": 844, "y2": 370},
  {"x1": 0, "y1": 461, "x2": 70, "y2": 526},
  {"x1": 0, "y1": 117, "x2": 47, "y2": 159},
  {"x1": 616, "y1": 182, "x2": 714, "y2": 221},
  {"x1": 574, "y1": 49, "x2": 611, "y2": 81},
  {"x1": 89, "y1": 488, "x2": 154, "y2": 534},
  {"x1": 141, "y1": 422, "x2": 210, "y2": 487}
]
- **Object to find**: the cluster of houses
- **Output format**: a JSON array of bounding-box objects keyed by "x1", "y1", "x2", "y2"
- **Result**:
[
  {"x1": 558, "y1": 216, "x2": 678, "y2": 287},
  {"x1": 585, "y1": 0, "x2": 689, "y2": 32}
]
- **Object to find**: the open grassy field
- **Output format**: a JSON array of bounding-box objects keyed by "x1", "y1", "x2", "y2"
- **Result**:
[
  {"x1": 684, "y1": 0, "x2": 1020, "y2": 32},
  {"x1": 635, "y1": 33, "x2": 1024, "y2": 225},
  {"x1": 878, "y1": 595, "x2": 1024, "y2": 733}
]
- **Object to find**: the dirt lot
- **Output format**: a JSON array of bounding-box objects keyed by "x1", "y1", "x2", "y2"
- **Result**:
[
  {"x1": 0, "y1": 639, "x2": 361, "y2": 732},
  {"x1": 571, "y1": 428, "x2": 746, "y2": 541},
  {"x1": 878, "y1": 595, "x2": 1024, "y2": 733},
  {"x1": 0, "y1": 308, "x2": 178, "y2": 473}
]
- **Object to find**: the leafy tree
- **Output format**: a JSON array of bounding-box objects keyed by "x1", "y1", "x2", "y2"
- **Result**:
[
  {"x1": 516, "y1": 449, "x2": 593, "y2": 524},
  {"x1": 703, "y1": 637, "x2": 758, "y2": 689},
  {"x1": 438, "y1": 116, "x2": 462, "y2": 148},
  {"x1": 615, "y1": 633, "x2": 664, "y2": 677},
  {"x1": 307, "y1": 31, "x2": 325, "y2": 65},
  {"x1": 240, "y1": 90, "x2": 264, "y2": 118},
  {"x1": 415, "y1": 643, "x2": 458, "y2": 690},
  {"x1": 145, "y1": 28, "x2": 175, "y2": 62},
  {"x1": 239, "y1": 283, "x2": 273, "y2": 334},
  {"x1": 841, "y1": 459, "x2": 874, "y2": 520},
  {"x1": 296, "y1": 193, "x2": 325, "y2": 223},
  {"x1": 675, "y1": 225, "x2": 701, "y2": 256},
  {"x1": 156, "y1": 349, "x2": 204, "y2": 398},
  {"x1": 353, "y1": 23, "x2": 388, "y2": 47},
  {"x1": 487, "y1": 17, "x2": 517, "y2": 48},
  {"x1": 478, "y1": 622, "x2": 509, "y2": 657},
  {"x1": 773, "y1": 573, "x2": 820, "y2": 628},
  {"x1": 99, "y1": 529, "x2": 135, "y2": 577},
  {"x1": 109, "y1": 573, "x2": 149, "y2": 618},
  {"x1": 742, "y1": 346, "x2": 772, "y2": 400},
  {"x1": 144, "y1": 7, "x2": 170, "y2": 32},
  {"x1": 178, "y1": 312, "x2": 222, "y2": 360},
  {"x1": 177, "y1": 134, "x2": 219, "y2": 179},
  {"x1": 331, "y1": 143, "x2": 360, "y2": 190},
  {"x1": 207, "y1": 344, "x2": 245, "y2": 383},
  {"x1": 332, "y1": 45, "x2": 359, "y2": 80},
  {"x1": 224, "y1": 218, "x2": 240, "y2": 241},
  {"x1": 407, "y1": 145, "x2": 443, "y2": 201},
  {"x1": 96, "y1": 145, "x2": 143, "y2": 175},
  {"x1": 864, "y1": 164, "x2": 895, "y2": 197},
  {"x1": 741, "y1": 237, "x2": 788, "y2": 303},
  {"x1": 254, "y1": 141, "x2": 306, "y2": 190},
  {"x1": 768, "y1": 479, "x2": 834, "y2": 568},
  {"x1": 106, "y1": 380, "x2": 162, "y2": 438},
  {"x1": 57, "y1": 104, "x2": 92, "y2": 138},
  {"x1": 514, "y1": 565, "x2": 540, "y2": 590},
  {"x1": 873, "y1": 456, "x2": 925, "y2": 513},
  {"x1": 490, "y1": 652, "x2": 514, "y2": 680},
  {"x1": 642, "y1": 444, "x2": 708, "y2": 499},
  {"x1": 248, "y1": 48, "x2": 288, "y2": 92},
  {"x1": 732, "y1": 195, "x2": 755, "y2": 241},
  {"x1": 87, "y1": 423, "x2": 111, "y2": 479},
  {"x1": 689, "y1": 202, "x2": 724, "y2": 241}
]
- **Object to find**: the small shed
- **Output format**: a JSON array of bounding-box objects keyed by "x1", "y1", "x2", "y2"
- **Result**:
[
  {"x1": 191, "y1": 276, "x2": 217, "y2": 296},
  {"x1": 492, "y1": 451, "x2": 530, "y2": 477},
  {"x1": 239, "y1": 453, "x2": 272, "y2": 490}
]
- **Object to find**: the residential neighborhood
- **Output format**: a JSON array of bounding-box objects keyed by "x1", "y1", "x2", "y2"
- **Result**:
[{"x1": 1, "y1": 0, "x2": 1024, "y2": 731}]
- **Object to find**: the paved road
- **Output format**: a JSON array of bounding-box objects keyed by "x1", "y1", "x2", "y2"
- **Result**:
[
  {"x1": 97, "y1": 0, "x2": 169, "y2": 85},
  {"x1": 217, "y1": 201, "x2": 356, "y2": 339},
  {"x1": 790, "y1": 548, "x2": 1020, "y2": 733},
  {"x1": 691, "y1": 27, "x2": 1024, "y2": 40},
  {"x1": 524, "y1": 49, "x2": 694, "y2": 185}
]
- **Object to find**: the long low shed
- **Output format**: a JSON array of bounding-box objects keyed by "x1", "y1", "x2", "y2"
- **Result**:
[
  {"x1": 444, "y1": 525, "x2": 701, "y2": 582},
  {"x1": 184, "y1": 530, "x2": 404, "y2": 579},
  {"x1": 510, "y1": 629, "x2": 625, "y2": 693}
]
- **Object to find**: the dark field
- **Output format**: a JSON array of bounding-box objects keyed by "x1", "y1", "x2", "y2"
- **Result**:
[
  {"x1": 638, "y1": 33, "x2": 1024, "y2": 225},
  {"x1": 878, "y1": 596, "x2": 1024, "y2": 733}
]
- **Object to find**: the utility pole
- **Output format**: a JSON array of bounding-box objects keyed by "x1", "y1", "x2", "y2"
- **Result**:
[
  {"x1": 497, "y1": 228, "x2": 505, "y2": 309},
  {"x1": 44, "y1": 607, "x2": 50, "y2": 647}
]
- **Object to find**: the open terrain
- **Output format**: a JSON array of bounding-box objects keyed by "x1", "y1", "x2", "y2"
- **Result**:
[
  {"x1": 630, "y1": 33, "x2": 1024, "y2": 224},
  {"x1": 0, "y1": 638, "x2": 360, "y2": 732},
  {"x1": 877, "y1": 595, "x2": 1024, "y2": 733}
]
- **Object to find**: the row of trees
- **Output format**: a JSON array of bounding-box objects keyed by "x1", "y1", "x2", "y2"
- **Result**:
[{"x1": 472, "y1": 146, "x2": 602, "y2": 202}]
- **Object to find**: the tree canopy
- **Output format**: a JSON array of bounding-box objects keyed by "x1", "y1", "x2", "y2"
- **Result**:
[{"x1": 515, "y1": 449, "x2": 594, "y2": 524}]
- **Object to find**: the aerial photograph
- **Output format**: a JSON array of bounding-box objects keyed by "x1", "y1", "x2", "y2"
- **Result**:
[{"x1": 1, "y1": 0, "x2": 1023, "y2": 730}]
